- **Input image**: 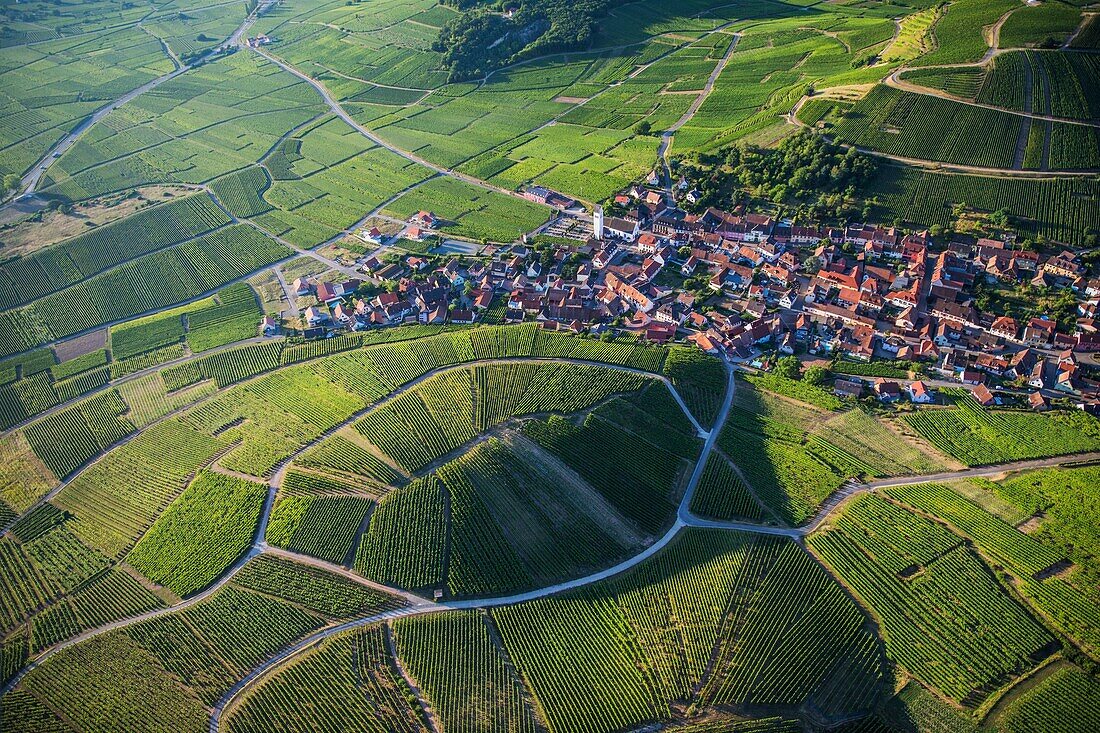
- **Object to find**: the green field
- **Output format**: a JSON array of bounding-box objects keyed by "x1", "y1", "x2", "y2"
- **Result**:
[{"x1": 4, "y1": 1, "x2": 1100, "y2": 731}]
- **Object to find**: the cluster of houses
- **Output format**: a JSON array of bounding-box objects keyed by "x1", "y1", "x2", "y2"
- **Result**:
[{"x1": 263, "y1": 181, "x2": 1100, "y2": 410}]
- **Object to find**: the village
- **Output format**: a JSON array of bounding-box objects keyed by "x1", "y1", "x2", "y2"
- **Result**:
[{"x1": 269, "y1": 177, "x2": 1100, "y2": 414}]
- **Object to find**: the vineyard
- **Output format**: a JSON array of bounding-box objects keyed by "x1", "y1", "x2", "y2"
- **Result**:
[
  {"x1": 224, "y1": 624, "x2": 429, "y2": 733},
  {"x1": 868, "y1": 167, "x2": 1100, "y2": 245},
  {"x1": 5, "y1": 0, "x2": 1100, "y2": 724},
  {"x1": 689, "y1": 454, "x2": 764, "y2": 521},
  {"x1": 808, "y1": 495, "x2": 1056, "y2": 705},
  {"x1": 828, "y1": 86, "x2": 1021, "y2": 169},
  {"x1": 126, "y1": 471, "x2": 267, "y2": 597},
  {"x1": 903, "y1": 395, "x2": 1100, "y2": 466},
  {"x1": 394, "y1": 611, "x2": 537, "y2": 733},
  {"x1": 493, "y1": 529, "x2": 883, "y2": 733}
]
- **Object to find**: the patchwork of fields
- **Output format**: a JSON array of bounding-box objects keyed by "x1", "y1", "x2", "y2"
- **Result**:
[{"x1": 2, "y1": 0, "x2": 1100, "y2": 731}]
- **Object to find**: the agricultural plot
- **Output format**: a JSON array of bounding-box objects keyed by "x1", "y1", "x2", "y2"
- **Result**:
[
  {"x1": 439, "y1": 438, "x2": 646, "y2": 597},
  {"x1": 688, "y1": 454, "x2": 764, "y2": 522},
  {"x1": 382, "y1": 177, "x2": 550, "y2": 243},
  {"x1": 884, "y1": 481, "x2": 1100, "y2": 654},
  {"x1": 265, "y1": 495, "x2": 372, "y2": 564},
  {"x1": 992, "y1": 663, "x2": 1100, "y2": 733},
  {"x1": 41, "y1": 52, "x2": 325, "y2": 203},
  {"x1": 182, "y1": 365, "x2": 370, "y2": 477},
  {"x1": 672, "y1": 12, "x2": 897, "y2": 153},
  {"x1": 394, "y1": 611, "x2": 538, "y2": 733},
  {"x1": 812, "y1": 408, "x2": 945, "y2": 477},
  {"x1": 909, "y1": 0, "x2": 1017, "y2": 67},
  {"x1": 998, "y1": 1, "x2": 1082, "y2": 49},
  {"x1": 494, "y1": 529, "x2": 883, "y2": 733},
  {"x1": 12, "y1": 552, "x2": 401, "y2": 730},
  {"x1": 127, "y1": 471, "x2": 267, "y2": 597},
  {"x1": 184, "y1": 283, "x2": 262, "y2": 352},
  {"x1": 256, "y1": 115, "x2": 434, "y2": 247},
  {"x1": 52, "y1": 417, "x2": 227, "y2": 557},
  {"x1": 716, "y1": 380, "x2": 874, "y2": 526},
  {"x1": 809, "y1": 495, "x2": 1055, "y2": 705},
  {"x1": 355, "y1": 361, "x2": 651, "y2": 473},
  {"x1": 662, "y1": 345, "x2": 725, "y2": 428},
  {"x1": 1, "y1": 224, "x2": 291, "y2": 359},
  {"x1": 21, "y1": 389, "x2": 134, "y2": 479},
  {"x1": 884, "y1": 483, "x2": 1064, "y2": 577},
  {"x1": 208, "y1": 166, "x2": 273, "y2": 218},
  {"x1": 232, "y1": 554, "x2": 403, "y2": 619},
  {"x1": 0, "y1": 23, "x2": 175, "y2": 179},
  {"x1": 868, "y1": 166, "x2": 1100, "y2": 245},
  {"x1": 524, "y1": 414, "x2": 684, "y2": 535},
  {"x1": 355, "y1": 475, "x2": 447, "y2": 591},
  {"x1": 29, "y1": 566, "x2": 164, "y2": 653},
  {"x1": 224, "y1": 624, "x2": 429, "y2": 733},
  {"x1": 828, "y1": 85, "x2": 1022, "y2": 169},
  {"x1": 0, "y1": 192, "x2": 229, "y2": 313},
  {"x1": 903, "y1": 395, "x2": 1100, "y2": 466},
  {"x1": 0, "y1": 432, "x2": 57, "y2": 513}
]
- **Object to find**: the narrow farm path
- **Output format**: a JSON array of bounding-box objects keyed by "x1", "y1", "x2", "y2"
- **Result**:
[{"x1": 659, "y1": 32, "x2": 741, "y2": 187}]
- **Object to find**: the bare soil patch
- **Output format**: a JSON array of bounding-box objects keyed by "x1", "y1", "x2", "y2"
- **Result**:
[
  {"x1": 553, "y1": 96, "x2": 588, "y2": 104},
  {"x1": 0, "y1": 185, "x2": 199, "y2": 256},
  {"x1": 53, "y1": 329, "x2": 108, "y2": 362}
]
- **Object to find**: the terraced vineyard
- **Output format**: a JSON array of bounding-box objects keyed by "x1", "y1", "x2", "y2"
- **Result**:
[{"x1": 3, "y1": 0, "x2": 1100, "y2": 730}]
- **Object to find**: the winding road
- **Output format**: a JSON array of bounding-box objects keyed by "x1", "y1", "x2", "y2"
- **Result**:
[
  {"x1": 3, "y1": 349, "x2": 1097, "y2": 723},
  {"x1": 3, "y1": 0, "x2": 277, "y2": 207}
]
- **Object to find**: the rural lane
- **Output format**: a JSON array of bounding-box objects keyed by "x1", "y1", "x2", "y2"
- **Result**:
[
  {"x1": 659, "y1": 31, "x2": 741, "y2": 186},
  {"x1": 0, "y1": 354, "x2": 711, "y2": 698}
]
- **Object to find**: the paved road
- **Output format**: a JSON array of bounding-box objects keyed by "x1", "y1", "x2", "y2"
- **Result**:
[
  {"x1": 251, "y1": 47, "x2": 554, "y2": 213},
  {"x1": 6, "y1": 343, "x2": 1098, "y2": 715},
  {"x1": 1, "y1": 355, "x2": 715, "y2": 704},
  {"x1": 3, "y1": 0, "x2": 275, "y2": 207}
]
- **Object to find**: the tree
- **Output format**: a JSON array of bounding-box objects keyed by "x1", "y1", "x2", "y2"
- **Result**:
[
  {"x1": 989, "y1": 208, "x2": 1010, "y2": 229},
  {"x1": 633, "y1": 120, "x2": 652, "y2": 136},
  {"x1": 1, "y1": 173, "x2": 19, "y2": 195},
  {"x1": 774, "y1": 355, "x2": 801, "y2": 380},
  {"x1": 804, "y1": 365, "x2": 829, "y2": 386}
]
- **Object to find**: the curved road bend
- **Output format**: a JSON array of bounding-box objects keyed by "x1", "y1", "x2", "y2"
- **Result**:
[
  {"x1": 0, "y1": 354, "x2": 714, "y2": 698},
  {"x1": 250, "y1": 47, "x2": 553, "y2": 210},
  {"x1": 209, "y1": 360, "x2": 739, "y2": 728},
  {"x1": 1, "y1": 353, "x2": 705, "y2": 538}
]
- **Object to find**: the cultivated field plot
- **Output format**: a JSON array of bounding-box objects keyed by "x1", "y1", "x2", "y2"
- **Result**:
[
  {"x1": 809, "y1": 494, "x2": 1055, "y2": 706},
  {"x1": 868, "y1": 166, "x2": 1100, "y2": 245},
  {"x1": 381, "y1": 177, "x2": 550, "y2": 242},
  {"x1": 718, "y1": 374, "x2": 941, "y2": 525},
  {"x1": 5, "y1": 1, "x2": 1100, "y2": 731},
  {"x1": 901, "y1": 51, "x2": 1100, "y2": 122},
  {"x1": 903, "y1": 394, "x2": 1100, "y2": 466}
]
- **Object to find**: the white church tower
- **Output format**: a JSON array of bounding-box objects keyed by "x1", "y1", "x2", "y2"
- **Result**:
[{"x1": 593, "y1": 206, "x2": 605, "y2": 240}]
